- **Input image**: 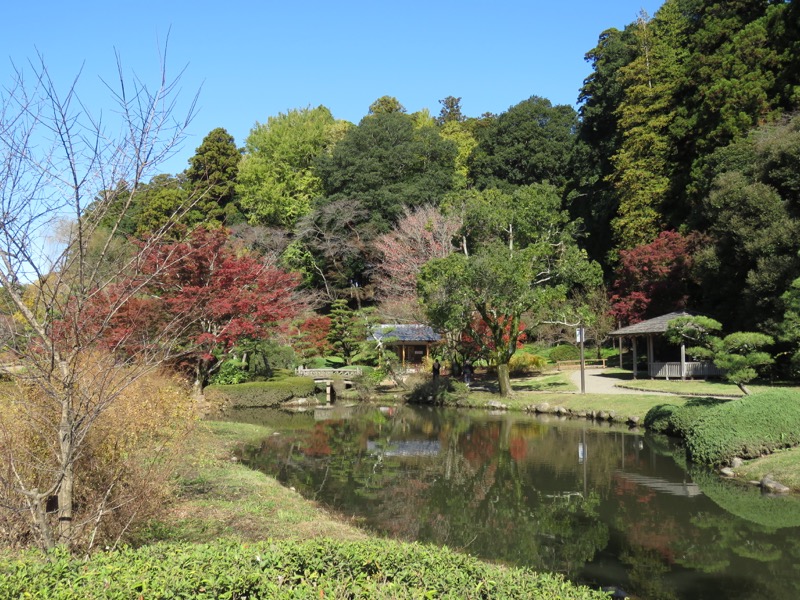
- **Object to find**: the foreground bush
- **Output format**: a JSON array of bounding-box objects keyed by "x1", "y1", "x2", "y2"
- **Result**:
[
  {"x1": 0, "y1": 538, "x2": 609, "y2": 599},
  {"x1": 0, "y1": 368, "x2": 196, "y2": 551},
  {"x1": 205, "y1": 377, "x2": 316, "y2": 408},
  {"x1": 685, "y1": 390, "x2": 800, "y2": 466}
]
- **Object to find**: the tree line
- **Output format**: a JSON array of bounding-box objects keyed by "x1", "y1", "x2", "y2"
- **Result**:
[{"x1": 2, "y1": 0, "x2": 800, "y2": 550}]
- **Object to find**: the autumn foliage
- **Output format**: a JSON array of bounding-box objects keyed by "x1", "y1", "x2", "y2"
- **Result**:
[
  {"x1": 609, "y1": 230, "x2": 702, "y2": 325},
  {"x1": 88, "y1": 227, "x2": 303, "y2": 385}
]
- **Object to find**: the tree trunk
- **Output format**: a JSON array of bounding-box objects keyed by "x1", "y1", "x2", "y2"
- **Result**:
[
  {"x1": 497, "y1": 362, "x2": 512, "y2": 397},
  {"x1": 737, "y1": 382, "x2": 751, "y2": 395},
  {"x1": 57, "y1": 395, "x2": 74, "y2": 546}
]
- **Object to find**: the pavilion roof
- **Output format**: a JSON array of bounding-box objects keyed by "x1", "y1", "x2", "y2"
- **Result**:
[
  {"x1": 609, "y1": 311, "x2": 700, "y2": 337},
  {"x1": 371, "y1": 324, "x2": 441, "y2": 343}
]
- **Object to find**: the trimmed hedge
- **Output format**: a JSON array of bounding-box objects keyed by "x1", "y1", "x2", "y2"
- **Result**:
[
  {"x1": 685, "y1": 389, "x2": 800, "y2": 466},
  {"x1": 0, "y1": 538, "x2": 610, "y2": 599},
  {"x1": 548, "y1": 344, "x2": 581, "y2": 363},
  {"x1": 205, "y1": 377, "x2": 316, "y2": 408},
  {"x1": 643, "y1": 398, "x2": 730, "y2": 438}
]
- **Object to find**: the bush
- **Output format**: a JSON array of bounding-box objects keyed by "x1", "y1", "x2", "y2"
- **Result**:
[
  {"x1": 407, "y1": 377, "x2": 469, "y2": 406},
  {"x1": 548, "y1": 344, "x2": 580, "y2": 363},
  {"x1": 0, "y1": 367, "x2": 196, "y2": 550},
  {"x1": 685, "y1": 389, "x2": 800, "y2": 466},
  {"x1": 0, "y1": 538, "x2": 609, "y2": 599},
  {"x1": 509, "y1": 352, "x2": 547, "y2": 376},
  {"x1": 643, "y1": 398, "x2": 731, "y2": 438},
  {"x1": 204, "y1": 378, "x2": 317, "y2": 409},
  {"x1": 210, "y1": 359, "x2": 250, "y2": 385}
]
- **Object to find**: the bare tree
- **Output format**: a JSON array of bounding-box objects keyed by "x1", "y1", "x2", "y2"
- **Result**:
[{"x1": 0, "y1": 47, "x2": 200, "y2": 550}]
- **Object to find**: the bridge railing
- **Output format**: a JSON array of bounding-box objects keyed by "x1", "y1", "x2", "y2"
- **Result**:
[{"x1": 296, "y1": 367, "x2": 363, "y2": 379}]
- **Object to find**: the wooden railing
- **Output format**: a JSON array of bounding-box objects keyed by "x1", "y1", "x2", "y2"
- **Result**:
[
  {"x1": 556, "y1": 359, "x2": 606, "y2": 371},
  {"x1": 648, "y1": 361, "x2": 724, "y2": 379},
  {"x1": 295, "y1": 367, "x2": 363, "y2": 379}
]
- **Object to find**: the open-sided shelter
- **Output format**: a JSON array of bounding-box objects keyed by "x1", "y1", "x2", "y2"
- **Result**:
[{"x1": 609, "y1": 311, "x2": 724, "y2": 379}]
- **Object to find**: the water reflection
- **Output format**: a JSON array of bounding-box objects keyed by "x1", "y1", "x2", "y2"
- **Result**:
[{"x1": 231, "y1": 406, "x2": 800, "y2": 599}]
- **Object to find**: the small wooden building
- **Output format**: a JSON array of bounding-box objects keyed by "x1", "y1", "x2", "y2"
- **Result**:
[
  {"x1": 609, "y1": 311, "x2": 724, "y2": 380},
  {"x1": 371, "y1": 324, "x2": 441, "y2": 368}
]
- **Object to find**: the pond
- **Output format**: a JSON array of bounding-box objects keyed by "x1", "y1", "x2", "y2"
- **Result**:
[{"x1": 226, "y1": 405, "x2": 800, "y2": 600}]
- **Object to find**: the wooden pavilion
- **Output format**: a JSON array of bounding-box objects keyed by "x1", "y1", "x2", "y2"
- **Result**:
[
  {"x1": 371, "y1": 324, "x2": 441, "y2": 369},
  {"x1": 609, "y1": 311, "x2": 724, "y2": 380}
]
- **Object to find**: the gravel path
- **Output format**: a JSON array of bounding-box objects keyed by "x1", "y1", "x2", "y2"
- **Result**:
[{"x1": 567, "y1": 369, "x2": 672, "y2": 395}]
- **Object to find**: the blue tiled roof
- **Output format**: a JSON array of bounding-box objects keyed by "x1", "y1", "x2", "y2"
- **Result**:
[{"x1": 371, "y1": 324, "x2": 441, "y2": 343}]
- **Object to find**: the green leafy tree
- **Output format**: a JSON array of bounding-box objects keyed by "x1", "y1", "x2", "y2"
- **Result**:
[
  {"x1": 185, "y1": 127, "x2": 241, "y2": 224},
  {"x1": 436, "y1": 96, "x2": 465, "y2": 124},
  {"x1": 134, "y1": 174, "x2": 190, "y2": 237},
  {"x1": 693, "y1": 116, "x2": 800, "y2": 333},
  {"x1": 468, "y1": 96, "x2": 578, "y2": 191},
  {"x1": 607, "y1": 8, "x2": 690, "y2": 251},
  {"x1": 315, "y1": 111, "x2": 457, "y2": 231},
  {"x1": 236, "y1": 106, "x2": 346, "y2": 227},
  {"x1": 368, "y1": 95, "x2": 406, "y2": 115},
  {"x1": 419, "y1": 185, "x2": 601, "y2": 396},
  {"x1": 570, "y1": 25, "x2": 637, "y2": 263},
  {"x1": 666, "y1": 316, "x2": 773, "y2": 394}
]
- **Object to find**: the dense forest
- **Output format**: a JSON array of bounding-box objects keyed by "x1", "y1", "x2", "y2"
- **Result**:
[
  {"x1": 7, "y1": 0, "x2": 800, "y2": 387},
  {"x1": 2, "y1": 0, "x2": 800, "y2": 553}
]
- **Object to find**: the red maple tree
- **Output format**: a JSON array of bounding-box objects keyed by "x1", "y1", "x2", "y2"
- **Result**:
[
  {"x1": 610, "y1": 230, "x2": 702, "y2": 325},
  {"x1": 95, "y1": 227, "x2": 303, "y2": 388}
]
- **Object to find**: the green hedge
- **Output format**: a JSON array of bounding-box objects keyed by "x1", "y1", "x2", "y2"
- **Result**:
[
  {"x1": 685, "y1": 390, "x2": 800, "y2": 466},
  {"x1": 205, "y1": 377, "x2": 317, "y2": 408},
  {"x1": 0, "y1": 539, "x2": 610, "y2": 599},
  {"x1": 643, "y1": 398, "x2": 730, "y2": 438},
  {"x1": 548, "y1": 344, "x2": 581, "y2": 363}
]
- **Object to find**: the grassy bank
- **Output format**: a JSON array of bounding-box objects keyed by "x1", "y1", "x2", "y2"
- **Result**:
[
  {"x1": 139, "y1": 420, "x2": 368, "y2": 544},
  {"x1": 1, "y1": 419, "x2": 609, "y2": 598}
]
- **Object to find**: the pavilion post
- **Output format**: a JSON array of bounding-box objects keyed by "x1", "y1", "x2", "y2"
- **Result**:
[{"x1": 632, "y1": 337, "x2": 638, "y2": 380}]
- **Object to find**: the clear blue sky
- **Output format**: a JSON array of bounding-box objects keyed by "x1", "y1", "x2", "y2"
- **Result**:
[{"x1": 2, "y1": 1, "x2": 664, "y2": 176}]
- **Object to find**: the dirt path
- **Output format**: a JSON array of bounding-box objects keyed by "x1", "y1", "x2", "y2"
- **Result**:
[{"x1": 567, "y1": 368, "x2": 672, "y2": 395}]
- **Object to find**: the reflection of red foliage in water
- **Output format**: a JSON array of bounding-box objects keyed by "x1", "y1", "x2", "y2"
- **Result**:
[
  {"x1": 460, "y1": 424, "x2": 500, "y2": 468},
  {"x1": 613, "y1": 473, "x2": 677, "y2": 564},
  {"x1": 303, "y1": 423, "x2": 332, "y2": 456},
  {"x1": 509, "y1": 437, "x2": 527, "y2": 462}
]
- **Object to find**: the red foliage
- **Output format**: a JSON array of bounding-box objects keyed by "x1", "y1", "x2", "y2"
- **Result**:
[
  {"x1": 90, "y1": 227, "x2": 302, "y2": 377},
  {"x1": 292, "y1": 315, "x2": 332, "y2": 360},
  {"x1": 610, "y1": 230, "x2": 701, "y2": 326},
  {"x1": 461, "y1": 315, "x2": 527, "y2": 359}
]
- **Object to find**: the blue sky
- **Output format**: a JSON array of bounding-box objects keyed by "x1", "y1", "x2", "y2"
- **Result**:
[{"x1": 2, "y1": 1, "x2": 664, "y2": 176}]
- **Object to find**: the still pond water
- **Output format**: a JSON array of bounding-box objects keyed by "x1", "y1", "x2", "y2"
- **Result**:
[{"x1": 226, "y1": 405, "x2": 800, "y2": 600}]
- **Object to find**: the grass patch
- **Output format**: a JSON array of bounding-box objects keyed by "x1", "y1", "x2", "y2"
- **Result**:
[
  {"x1": 463, "y1": 390, "x2": 692, "y2": 420},
  {"x1": 139, "y1": 420, "x2": 368, "y2": 545},
  {"x1": 735, "y1": 447, "x2": 800, "y2": 491},
  {"x1": 614, "y1": 378, "x2": 744, "y2": 396},
  {"x1": 511, "y1": 371, "x2": 576, "y2": 392}
]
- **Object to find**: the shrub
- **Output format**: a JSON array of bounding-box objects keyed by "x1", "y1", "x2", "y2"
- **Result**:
[
  {"x1": 210, "y1": 359, "x2": 250, "y2": 385},
  {"x1": 0, "y1": 538, "x2": 609, "y2": 599},
  {"x1": 204, "y1": 378, "x2": 317, "y2": 409},
  {"x1": 407, "y1": 377, "x2": 469, "y2": 406},
  {"x1": 643, "y1": 403, "x2": 680, "y2": 434},
  {"x1": 509, "y1": 352, "x2": 547, "y2": 376},
  {"x1": 0, "y1": 368, "x2": 196, "y2": 550},
  {"x1": 685, "y1": 389, "x2": 800, "y2": 466},
  {"x1": 643, "y1": 398, "x2": 731, "y2": 438},
  {"x1": 549, "y1": 344, "x2": 580, "y2": 363}
]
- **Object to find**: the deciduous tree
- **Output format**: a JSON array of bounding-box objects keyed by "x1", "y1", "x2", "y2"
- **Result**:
[{"x1": 0, "y1": 49, "x2": 199, "y2": 551}]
